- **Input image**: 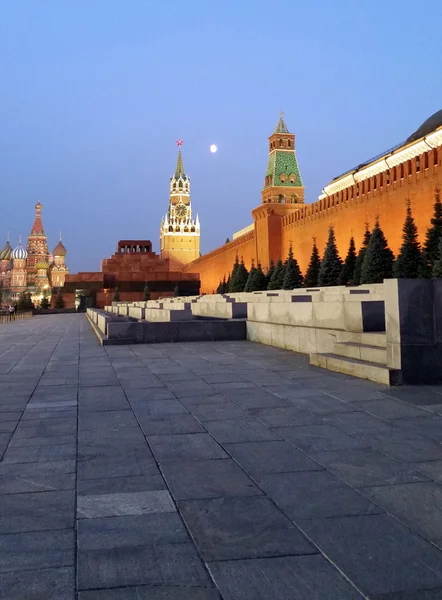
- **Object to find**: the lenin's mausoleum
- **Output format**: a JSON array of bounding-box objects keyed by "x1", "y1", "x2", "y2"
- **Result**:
[{"x1": 65, "y1": 110, "x2": 442, "y2": 306}]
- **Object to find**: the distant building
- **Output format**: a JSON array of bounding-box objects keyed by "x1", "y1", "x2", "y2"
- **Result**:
[
  {"x1": 0, "y1": 202, "x2": 68, "y2": 304},
  {"x1": 160, "y1": 146, "x2": 200, "y2": 269}
]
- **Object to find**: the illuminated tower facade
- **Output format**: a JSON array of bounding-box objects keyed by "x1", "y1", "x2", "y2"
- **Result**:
[{"x1": 160, "y1": 142, "x2": 200, "y2": 270}]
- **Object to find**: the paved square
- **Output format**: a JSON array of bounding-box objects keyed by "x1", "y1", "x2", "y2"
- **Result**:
[{"x1": 1, "y1": 314, "x2": 442, "y2": 598}]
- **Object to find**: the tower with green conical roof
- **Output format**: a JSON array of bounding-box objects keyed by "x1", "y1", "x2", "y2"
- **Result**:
[{"x1": 262, "y1": 113, "x2": 304, "y2": 206}]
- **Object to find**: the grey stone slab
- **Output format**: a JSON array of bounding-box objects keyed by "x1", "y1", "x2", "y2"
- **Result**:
[
  {"x1": 178, "y1": 496, "x2": 316, "y2": 561},
  {"x1": 166, "y1": 382, "x2": 215, "y2": 397},
  {"x1": 22, "y1": 408, "x2": 77, "y2": 420},
  {"x1": 382, "y1": 388, "x2": 442, "y2": 406},
  {"x1": 0, "y1": 566, "x2": 75, "y2": 600},
  {"x1": 161, "y1": 458, "x2": 262, "y2": 500},
  {"x1": 224, "y1": 440, "x2": 323, "y2": 475},
  {"x1": 0, "y1": 460, "x2": 75, "y2": 494},
  {"x1": 78, "y1": 409, "x2": 138, "y2": 431},
  {"x1": 356, "y1": 429, "x2": 442, "y2": 462},
  {"x1": 227, "y1": 391, "x2": 291, "y2": 409},
  {"x1": 0, "y1": 410, "x2": 22, "y2": 421},
  {"x1": 0, "y1": 489, "x2": 75, "y2": 533},
  {"x1": 357, "y1": 398, "x2": 432, "y2": 420},
  {"x1": 0, "y1": 528, "x2": 75, "y2": 573},
  {"x1": 2, "y1": 443, "x2": 76, "y2": 463},
  {"x1": 159, "y1": 372, "x2": 204, "y2": 383},
  {"x1": 125, "y1": 388, "x2": 176, "y2": 402},
  {"x1": 9, "y1": 434, "x2": 76, "y2": 447},
  {"x1": 361, "y1": 482, "x2": 442, "y2": 546},
  {"x1": 208, "y1": 554, "x2": 364, "y2": 600},
  {"x1": 275, "y1": 424, "x2": 367, "y2": 452},
  {"x1": 131, "y1": 399, "x2": 188, "y2": 417},
  {"x1": 204, "y1": 418, "x2": 280, "y2": 444},
  {"x1": 203, "y1": 373, "x2": 247, "y2": 384},
  {"x1": 0, "y1": 420, "x2": 18, "y2": 433},
  {"x1": 257, "y1": 470, "x2": 382, "y2": 519},
  {"x1": 392, "y1": 415, "x2": 442, "y2": 442},
  {"x1": 311, "y1": 448, "x2": 429, "y2": 487},
  {"x1": 299, "y1": 514, "x2": 442, "y2": 596},
  {"x1": 14, "y1": 417, "x2": 77, "y2": 438},
  {"x1": 248, "y1": 406, "x2": 324, "y2": 427},
  {"x1": 322, "y1": 411, "x2": 396, "y2": 435},
  {"x1": 136, "y1": 413, "x2": 205, "y2": 436},
  {"x1": 79, "y1": 587, "x2": 221, "y2": 600},
  {"x1": 189, "y1": 401, "x2": 248, "y2": 421},
  {"x1": 414, "y1": 461, "x2": 442, "y2": 484},
  {"x1": 289, "y1": 393, "x2": 356, "y2": 414},
  {"x1": 77, "y1": 490, "x2": 175, "y2": 518},
  {"x1": 77, "y1": 513, "x2": 189, "y2": 550},
  {"x1": 78, "y1": 542, "x2": 209, "y2": 590},
  {"x1": 371, "y1": 590, "x2": 442, "y2": 599},
  {"x1": 148, "y1": 433, "x2": 228, "y2": 462},
  {"x1": 77, "y1": 451, "x2": 160, "y2": 480},
  {"x1": 78, "y1": 475, "x2": 166, "y2": 496}
]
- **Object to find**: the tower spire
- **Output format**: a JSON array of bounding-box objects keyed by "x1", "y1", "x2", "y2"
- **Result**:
[
  {"x1": 174, "y1": 140, "x2": 186, "y2": 179},
  {"x1": 30, "y1": 201, "x2": 45, "y2": 235},
  {"x1": 274, "y1": 112, "x2": 289, "y2": 134}
]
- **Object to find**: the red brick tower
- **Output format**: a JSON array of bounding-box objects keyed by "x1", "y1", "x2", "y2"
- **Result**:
[{"x1": 26, "y1": 202, "x2": 50, "y2": 286}]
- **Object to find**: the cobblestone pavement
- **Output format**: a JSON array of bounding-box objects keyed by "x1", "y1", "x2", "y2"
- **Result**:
[{"x1": 2, "y1": 315, "x2": 442, "y2": 599}]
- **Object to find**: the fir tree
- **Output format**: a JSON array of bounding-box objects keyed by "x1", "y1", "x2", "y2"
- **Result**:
[
  {"x1": 220, "y1": 275, "x2": 227, "y2": 293},
  {"x1": 265, "y1": 259, "x2": 275, "y2": 288},
  {"x1": 255, "y1": 262, "x2": 267, "y2": 291},
  {"x1": 173, "y1": 285, "x2": 180, "y2": 297},
  {"x1": 225, "y1": 273, "x2": 231, "y2": 293},
  {"x1": 228, "y1": 255, "x2": 239, "y2": 292},
  {"x1": 393, "y1": 200, "x2": 422, "y2": 278},
  {"x1": 268, "y1": 259, "x2": 285, "y2": 290},
  {"x1": 216, "y1": 280, "x2": 223, "y2": 294},
  {"x1": 304, "y1": 239, "x2": 321, "y2": 287},
  {"x1": 112, "y1": 287, "x2": 120, "y2": 302},
  {"x1": 225, "y1": 237, "x2": 231, "y2": 244},
  {"x1": 352, "y1": 224, "x2": 371, "y2": 285},
  {"x1": 17, "y1": 291, "x2": 28, "y2": 311},
  {"x1": 360, "y1": 218, "x2": 394, "y2": 284},
  {"x1": 143, "y1": 284, "x2": 151, "y2": 301},
  {"x1": 244, "y1": 261, "x2": 257, "y2": 292},
  {"x1": 282, "y1": 245, "x2": 303, "y2": 289},
  {"x1": 421, "y1": 188, "x2": 442, "y2": 277},
  {"x1": 432, "y1": 236, "x2": 442, "y2": 278},
  {"x1": 318, "y1": 226, "x2": 342, "y2": 287},
  {"x1": 54, "y1": 288, "x2": 65, "y2": 309},
  {"x1": 339, "y1": 236, "x2": 357, "y2": 285},
  {"x1": 231, "y1": 258, "x2": 249, "y2": 292},
  {"x1": 40, "y1": 290, "x2": 50, "y2": 310}
]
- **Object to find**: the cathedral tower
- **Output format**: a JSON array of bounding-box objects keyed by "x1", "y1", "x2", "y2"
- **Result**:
[
  {"x1": 160, "y1": 142, "x2": 200, "y2": 270},
  {"x1": 26, "y1": 201, "x2": 50, "y2": 285},
  {"x1": 10, "y1": 238, "x2": 28, "y2": 295},
  {"x1": 50, "y1": 235, "x2": 69, "y2": 288}
]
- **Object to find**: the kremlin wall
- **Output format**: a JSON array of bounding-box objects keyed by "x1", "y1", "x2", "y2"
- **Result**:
[{"x1": 184, "y1": 111, "x2": 442, "y2": 293}]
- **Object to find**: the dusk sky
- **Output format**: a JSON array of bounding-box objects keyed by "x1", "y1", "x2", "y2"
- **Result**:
[{"x1": 1, "y1": 0, "x2": 441, "y2": 273}]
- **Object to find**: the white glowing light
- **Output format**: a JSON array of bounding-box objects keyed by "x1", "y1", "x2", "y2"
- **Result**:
[{"x1": 210, "y1": 144, "x2": 217, "y2": 153}]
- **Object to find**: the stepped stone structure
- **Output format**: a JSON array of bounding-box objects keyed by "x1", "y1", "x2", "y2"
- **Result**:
[{"x1": 184, "y1": 111, "x2": 442, "y2": 293}]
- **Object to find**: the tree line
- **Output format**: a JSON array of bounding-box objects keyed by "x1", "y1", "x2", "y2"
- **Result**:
[{"x1": 216, "y1": 188, "x2": 442, "y2": 293}]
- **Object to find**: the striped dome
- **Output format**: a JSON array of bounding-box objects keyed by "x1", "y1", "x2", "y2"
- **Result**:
[
  {"x1": 0, "y1": 240, "x2": 12, "y2": 261},
  {"x1": 36, "y1": 260, "x2": 49, "y2": 270},
  {"x1": 12, "y1": 241, "x2": 28, "y2": 260}
]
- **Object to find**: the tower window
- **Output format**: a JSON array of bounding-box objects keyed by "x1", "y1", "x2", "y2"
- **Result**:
[
  {"x1": 278, "y1": 194, "x2": 285, "y2": 203},
  {"x1": 287, "y1": 139, "x2": 291, "y2": 147},
  {"x1": 400, "y1": 163, "x2": 405, "y2": 178},
  {"x1": 416, "y1": 156, "x2": 421, "y2": 172},
  {"x1": 408, "y1": 160, "x2": 412, "y2": 176},
  {"x1": 386, "y1": 170, "x2": 390, "y2": 184},
  {"x1": 393, "y1": 166, "x2": 397, "y2": 181},
  {"x1": 279, "y1": 139, "x2": 283, "y2": 147},
  {"x1": 425, "y1": 152, "x2": 429, "y2": 169}
]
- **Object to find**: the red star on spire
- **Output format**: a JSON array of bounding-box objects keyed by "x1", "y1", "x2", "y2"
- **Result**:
[{"x1": 176, "y1": 139, "x2": 183, "y2": 147}]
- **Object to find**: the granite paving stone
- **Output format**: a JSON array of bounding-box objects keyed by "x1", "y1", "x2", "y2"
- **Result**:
[
  {"x1": 161, "y1": 458, "x2": 262, "y2": 500},
  {"x1": 361, "y1": 482, "x2": 442, "y2": 547},
  {"x1": 148, "y1": 433, "x2": 228, "y2": 462},
  {"x1": 310, "y1": 448, "x2": 429, "y2": 487},
  {"x1": 299, "y1": 514, "x2": 442, "y2": 596},
  {"x1": 178, "y1": 496, "x2": 316, "y2": 561},
  {"x1": 79, "y1": 587, "x2": 221, "y2": 599},
  {"x1": 0, "y1": 566, "x2": 75, "y2": 600},
  {"x1": 208, "y1": 555, "x2": 364, "y2": 600},
  {"x1": 275, "y1": 424, "x2": 367, "y2": 452},
  {"x1": 224, "y1": 440, "x2": 323, "y2": 474},
  {"x1": 77, "y1": 490, "x2": 176, "y2": 518},
  {"x1": 204, "y1": 417, "x2": 281, "y2": 443},
  {"x1": 3, "y1": 314, "x2": 442, "y2": 599},
  {"x1": 257, "y1": 470, "x2": 382, "y2": 520},
  {"x1": 0, "y1": 528, "x2": 75, "y2": 573}
]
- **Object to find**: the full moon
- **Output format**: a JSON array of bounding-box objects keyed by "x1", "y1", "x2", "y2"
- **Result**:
[{"x1": 210, "y1": 144, "x2": 217, "y2": 153}]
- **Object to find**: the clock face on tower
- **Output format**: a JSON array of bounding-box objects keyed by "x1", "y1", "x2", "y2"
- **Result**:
[{"x1": 175, "y1": 204, "x2": 187, "y2": 219}]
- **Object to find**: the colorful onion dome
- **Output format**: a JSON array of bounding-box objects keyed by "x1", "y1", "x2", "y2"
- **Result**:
[
  {"x1": 0, "y1": 240, "x2": 13, "y2": 261},
  {"x1": 36, "y1": 259, "x2": 49, "y2": 270},
  {"x1": 12, "y1": 240, "x2": 28, "y2": 260},
  {"x1": 53, "y1": 239, "x2": 67, "y2": 257}
]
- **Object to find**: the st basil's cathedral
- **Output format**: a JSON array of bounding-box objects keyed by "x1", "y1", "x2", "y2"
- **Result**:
[{"x1": 0, "y1": 202, "x2": 69, "y2": 303}]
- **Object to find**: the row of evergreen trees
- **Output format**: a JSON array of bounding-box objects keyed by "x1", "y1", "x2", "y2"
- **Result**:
[{"x1": 216, "y1": 188, "x2": 442, "y2": 293}]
